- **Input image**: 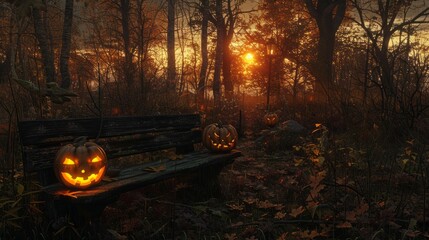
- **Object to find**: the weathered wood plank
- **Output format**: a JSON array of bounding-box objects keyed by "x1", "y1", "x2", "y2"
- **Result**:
[
  {"x1": 43, "y1": 150, "x2": 241, "y2": 203},
  {"x1": 23, "y1": 130, "x2": 202, "y2": 172},
  {"x1": 18, "y1": 114, "x2": 200, "y2": 146}
]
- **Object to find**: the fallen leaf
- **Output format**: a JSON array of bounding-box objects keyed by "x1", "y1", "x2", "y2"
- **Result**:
[
  {"x1": 313, "y1": 148, "x2": 320, "y2": 156},
  {"x1": 224, "y1": 233, "x2": 238, "y2": 240},
  {"x1": 257, "y1": 200, "x2": 277, "y2": 209},
  {"x1": 300, "y1": 230, "x2": 319, "y2": 239},
  {"x1": 307, "y1": 184, "x2": 325, "y2": 201},
  {"x1": 144, "y1": 164, "x2": 166, "y2": 172},
  {"x1": 230, "y1": 222, "x2": 244, "y2": 228},
  {"x1": 275, "y1": 204, "x2": 285, "y2": 211},
  {"x1": 226, "y1": 202, "x2": 244, "y2": 211},
  {"x1": 293, "y1": 146, "x2": 302, "y2": 152},
  {"x1": 242, "y1": 212, "x2": 253, "y2": 217},
  {"x1": 336, "y1": 221, "x2": 352, "y2": 228},
  {"x1": 309, "y1": 171, "x2": 326, "y2": 188},
  {"x1": 175, "y1": 182, "x2": 189, "y2": 191},
  {"x1": 275, "y1": 212, "x2": 286, "y2": 219},
  {"x1": 243, "y1": 197, "x2": 259, "y2": 205},
  {"x1": 62, "y1": 192, "x2": 78, "y2": 199},
  {"x1": 290, "y1": 206, "x2": 305, "y2": 218},
  {"x1": 166, "y1": 152, "x2": 183, "y2": 161},
  {"x1": 294, "y1": 158, "x2": 304, "y2": 166},
  {"x1": 277, "y1": 233, "x2": 288, "y2": 240}
]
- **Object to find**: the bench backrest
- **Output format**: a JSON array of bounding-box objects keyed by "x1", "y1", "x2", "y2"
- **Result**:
[{"x1": 18, "y1": 114, "x2": 201, "y2": 185}]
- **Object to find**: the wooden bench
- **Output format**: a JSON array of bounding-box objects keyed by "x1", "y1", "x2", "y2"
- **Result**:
[{"x1": 18, "y1": 114, "x2": 241, "y2": 227}]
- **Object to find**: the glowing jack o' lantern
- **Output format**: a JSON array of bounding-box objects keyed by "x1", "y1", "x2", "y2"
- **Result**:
[
  {"x1": 203, "y1": 122, "x2": 238, "y2": 152},
  {"x1": 264, "y1": 113, "x2": 279, "y2": 127},
  {"x1": 54, "y1": 137, "x2": 107, "y2": 189}
]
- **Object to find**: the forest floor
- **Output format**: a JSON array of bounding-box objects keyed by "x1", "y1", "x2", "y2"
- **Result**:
[
  {"x1": 102, "y1": 136, "x2": 308, "y2": 240},
  {"x1": 100, "y1": 125, "x2": 429, "y2": 240}
]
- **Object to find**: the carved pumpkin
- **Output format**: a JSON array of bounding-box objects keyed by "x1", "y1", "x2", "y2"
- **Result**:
[
  {"x1": 264, "y1": 113, "x2": 279, "y2": 127},
  {"x1": 54, "y1": 137, "x2": 107, "y2": 189},
  {"x1": 203, "y1": 122, "x2": 238, "y2": 152}
]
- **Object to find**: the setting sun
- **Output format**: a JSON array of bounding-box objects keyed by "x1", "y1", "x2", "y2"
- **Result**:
[{"x1": 244, "y1": 53, "x2": 254, "y2": 64}]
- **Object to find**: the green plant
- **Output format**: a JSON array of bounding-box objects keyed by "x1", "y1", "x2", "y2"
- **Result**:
[{"x1": 0, "y1": 180, "x2": 43, "y2": 239}]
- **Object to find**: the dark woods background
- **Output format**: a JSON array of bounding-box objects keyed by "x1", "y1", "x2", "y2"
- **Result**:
[{"x1": 1, "y1": 0, "x2": 428, "y2": 128}]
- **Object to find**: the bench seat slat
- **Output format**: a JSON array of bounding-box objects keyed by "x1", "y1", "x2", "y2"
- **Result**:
[{"x1": 42, "y1": 150, "x2": 241, "y2": 203}]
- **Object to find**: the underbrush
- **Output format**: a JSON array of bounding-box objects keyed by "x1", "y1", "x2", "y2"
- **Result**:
[
  {"x1": 1, "y1": 122, "x2": 429, "y2": 239},
  {"x1": 248, "y1": 123, "x2": 429, "y2": 239}
]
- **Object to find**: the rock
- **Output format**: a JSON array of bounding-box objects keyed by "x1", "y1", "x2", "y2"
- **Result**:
[
  {"x1": 279, "y1": 120, "x2": 306, "y2": 133},
  {"x1": 256, "y1": 120, "x2": 306, "y2": 152}
]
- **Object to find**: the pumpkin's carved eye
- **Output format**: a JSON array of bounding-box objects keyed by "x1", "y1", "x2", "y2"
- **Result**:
[
  {"x1": 63, "y1": 158, "x2": 75, "y2": 165},
  {"x1": 91, "y1": 156, "x2": 102, "y2": 163}
]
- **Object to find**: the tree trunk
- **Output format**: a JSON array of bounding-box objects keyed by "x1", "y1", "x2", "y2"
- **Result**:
[
  {"x1": 198, "y1": 0, "x2": 209, "y2": 105},
  {"x1": 120, "y1": 0, "x2": 133, "y2": 87},
  {"x1": 292, "y1": 63, "x2": 300, "y2": 104},
  {"x1": 314, "y1": 18, "x2": 335, "y2": 100},
  {"x1": 304, "y1": 0, "x2": 346, "y2": 102},
  {"x1": 136, "y1": 0, "x2": 146, "y2": 108},
  {"x1": 377, "y1": 34, "x2": 394, "y2": 97},
  {"x1": 222, "y1": 41, "x2": 233, "y2": 100},
  {"x1": 213, "y1": 0, "x2": 224, "y2": 109},
  {"x1": 60, "y1": 0, "x2": 74, "y2": 89},
  {"x1": 32, "y1": 7, "x2": 56, "y2": 84},
  {"x1": 167, "y1": 0, "x2": 176, "y2": 92},
  {"x1": 222, "y1": 0, "x2": 235, "y2": 100}
]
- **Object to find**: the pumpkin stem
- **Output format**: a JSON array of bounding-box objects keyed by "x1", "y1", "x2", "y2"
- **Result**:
[
  {"x1": 73, "y1": 136, "x2": 88, "y2": 146},
  {"x1": 217, "y1": 120, "x2": 223, "y2": 127}
]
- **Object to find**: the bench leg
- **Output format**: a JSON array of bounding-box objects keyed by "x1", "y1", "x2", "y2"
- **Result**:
[
  {"x1": 182, "y1": 165, "x2": 224, "y2": 201},
  {"x1": 46, "y1": 196, "x2": 116, "y2": 236}
]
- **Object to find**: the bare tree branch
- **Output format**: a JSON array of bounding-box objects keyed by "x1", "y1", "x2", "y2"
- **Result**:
[
  {"x1": 391, "y1": 7, "x2": 429, "y2": 33},
  {"x1": 304, "y1": 0, "x2": 318, "y2": 18}
]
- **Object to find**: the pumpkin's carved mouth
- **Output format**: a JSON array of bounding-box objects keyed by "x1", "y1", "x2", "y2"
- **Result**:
[
  {"x1": 210, "y1": 139, "x2": 235, "y2": 149},
  {"x1": 60, "y1": 166, "x2": 106, "y2": 188}
]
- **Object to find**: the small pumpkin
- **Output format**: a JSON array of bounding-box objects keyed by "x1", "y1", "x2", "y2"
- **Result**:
[
  {"x1": 203, "y1": 122, "x2": 238, "y2": 152},
  {"x1": 54, "y1": 137, "x2": 107, "y2": 189},
  {"x1": 264, "y1": 112, "x2": 279, "y2": 127}
]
